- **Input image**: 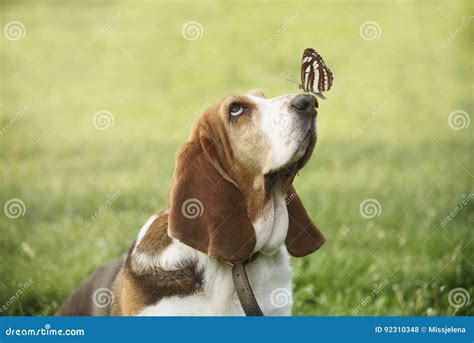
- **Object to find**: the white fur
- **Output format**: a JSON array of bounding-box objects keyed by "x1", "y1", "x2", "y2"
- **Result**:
[
  {"x1": 132, "y1": 214, "x2": 160, "y2": 256},
  {"x1": 132, "y1": 251, "x2": 163, "y2": 272},
  {"x1": 260, "y1": 185, "x2": 290, "y2": 255},
  {"x1": 139, "y1": 247, "x2": 293, "y2": 316},
  {"x1": 136, "y1": 190, "x2": 293, "y2": 316}
]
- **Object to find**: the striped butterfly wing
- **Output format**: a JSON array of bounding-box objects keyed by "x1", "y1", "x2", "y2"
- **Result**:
[{"x1": 300, "y1": 48, "x2": 333, "y2": 95}]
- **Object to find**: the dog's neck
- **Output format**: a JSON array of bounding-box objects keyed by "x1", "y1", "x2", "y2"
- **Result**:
[
  {"x1": 213, "y1": 163, "x2": 289, "y2": 257},
  {"x1": 251, "y1": 179, "x2": 289, "y2": 255}
]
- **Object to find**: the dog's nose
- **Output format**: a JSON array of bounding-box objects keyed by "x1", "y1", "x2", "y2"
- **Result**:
[{"x1": 290, "y1": 94, "x2": 317, "y2": 115}]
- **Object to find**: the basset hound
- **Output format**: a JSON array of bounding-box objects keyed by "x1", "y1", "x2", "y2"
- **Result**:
[{"x1": 56, "y1": 91, "x2": 325, "y2": 316}]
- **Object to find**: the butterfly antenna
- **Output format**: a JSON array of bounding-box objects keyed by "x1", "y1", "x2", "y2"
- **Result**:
[
  {"x1": 286, "y1": 75, "x2": 298, "y2": 84},
  {"x1": 313, "y1": 92, "x2": 326, "y2": 100}
]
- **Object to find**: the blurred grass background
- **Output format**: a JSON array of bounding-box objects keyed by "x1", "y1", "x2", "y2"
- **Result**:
[{"x1": 0, "y1": 0, "x2": 472, "y2": 316}]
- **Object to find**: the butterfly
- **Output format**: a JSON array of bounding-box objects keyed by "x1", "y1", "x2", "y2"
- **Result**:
[{"x1": 289, "y1": 48, "x2": 334, "y2": 100}]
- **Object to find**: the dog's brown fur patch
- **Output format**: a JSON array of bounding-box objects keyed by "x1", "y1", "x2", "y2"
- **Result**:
[{"x1": 111, "y1": 213, "x2": 203, "y2": 315}]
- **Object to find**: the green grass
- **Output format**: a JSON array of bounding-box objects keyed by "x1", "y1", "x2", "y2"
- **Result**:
[{"x1": 1, "y1": 0, "x2": 472, "y2": 316}]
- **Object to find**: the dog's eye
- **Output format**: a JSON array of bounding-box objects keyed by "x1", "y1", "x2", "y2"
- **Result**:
[{"x1": 229, "y1": 103, "x2": 246, "y2": 117}]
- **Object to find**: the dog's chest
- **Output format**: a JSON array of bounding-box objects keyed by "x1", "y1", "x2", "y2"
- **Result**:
[{"x1": 138, "y1": 250, "x2": 293, "y2": 316}]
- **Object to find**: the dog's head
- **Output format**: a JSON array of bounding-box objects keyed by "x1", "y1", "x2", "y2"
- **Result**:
[{"x1": 168, "y1": 91, "x2": 325, "y2": 263}]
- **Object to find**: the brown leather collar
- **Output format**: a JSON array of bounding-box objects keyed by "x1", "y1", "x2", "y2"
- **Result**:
[{"x1": 231, "y1": 253, "x2": 264, "y2": 316}]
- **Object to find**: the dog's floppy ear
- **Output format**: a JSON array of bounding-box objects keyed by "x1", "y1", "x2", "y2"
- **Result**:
[
  {"x1": 285, "y1": 185, "x2": 325, "y2": 257},
  {"x1": 168, "y1": 136, "x2": 256, "y2": 263}
]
